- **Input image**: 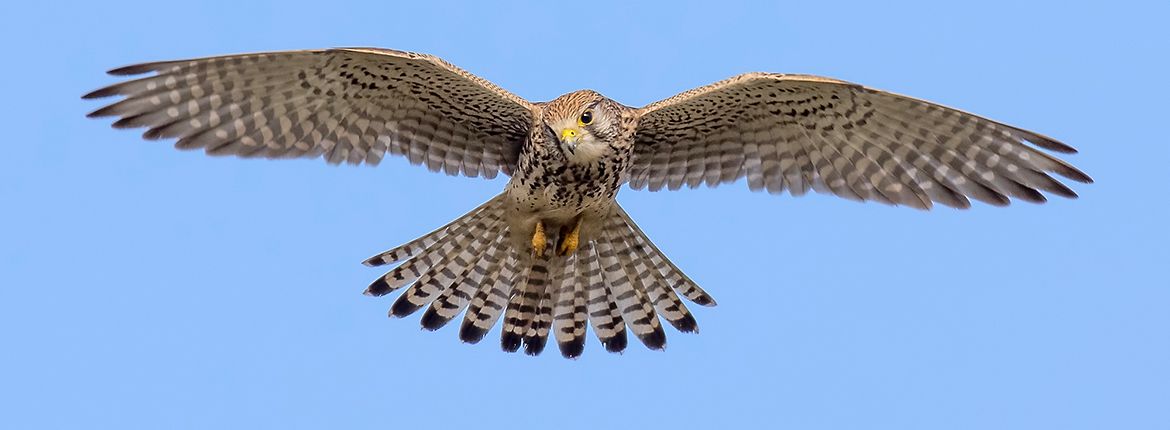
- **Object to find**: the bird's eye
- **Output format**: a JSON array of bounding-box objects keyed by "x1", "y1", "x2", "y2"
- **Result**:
[{"x1": 578, "y1": 110, "x2": 593, "y2": 126}]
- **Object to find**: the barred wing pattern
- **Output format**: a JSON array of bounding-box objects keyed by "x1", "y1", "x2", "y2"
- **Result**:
[
  {"x1": 630, "y1": 73, "x2": 1092, "y2": 208},
  {"x1": 84, "y1": 48, "x2": 534, "y2": 178}
]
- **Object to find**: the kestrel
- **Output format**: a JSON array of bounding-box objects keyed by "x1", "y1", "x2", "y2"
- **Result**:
[{"x1": 85, "y1": 48, "x2": 1091, "y2": 358}]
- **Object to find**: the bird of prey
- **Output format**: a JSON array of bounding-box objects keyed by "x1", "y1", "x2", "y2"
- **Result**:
[{"x1": 85, "y1": 47, "x2": 1091, "y2": 358}]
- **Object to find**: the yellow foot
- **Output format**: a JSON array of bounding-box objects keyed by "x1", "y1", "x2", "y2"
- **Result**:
[
  {"x1": 558, "y1": 218, "x2": 581, "y2": 256},
  {"x1": 532, "y1": 220, "x2": 547, "y2": 257}
]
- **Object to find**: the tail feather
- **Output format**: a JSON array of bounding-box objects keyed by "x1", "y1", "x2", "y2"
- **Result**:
[
  {"x1": 597, "y1": 231, "x2": 667, "y2": 350},
  {"x1": 521, "y1": 259, "x2": 555, "y2": 356},
  {"x1": 364, "y1": 198, "x2": 716, "y2": 358},
  {"x1": 614, "y1": 206, "x2": 717, "y2": 307},
  {"x1": 420, "y1": 226, "x2": 507, "y2": 330},
  {"x1": 583, "y1": 243, "x2": 628, "y2": 353},
  {"x1": 500, "y1": 262, "x2": 543, "y2": 353},
  {"x1": 612, "y1": 222, "x2": 699, "y2": 333},
  {"x1": 389, "y1": 210, "x2": 501, "y2": 318},
  {"x1": 364, "y1": 255, "x2": 426, "y2": 297},
  {"x1": 387, "y1": 244, "x2": 466, "y2": 317},
  {"x1": 552, "y1": 254, "x2": 588, "y2": 358},
  {"x1": 363, "y1": 201, "x2": 501, "y2": 297},
  {"x1": 363, "y1": 197, "x2": 503, "y2": 267},
  {"x1": 459, "y1": 253, "x2": 518, "y2": 344}
]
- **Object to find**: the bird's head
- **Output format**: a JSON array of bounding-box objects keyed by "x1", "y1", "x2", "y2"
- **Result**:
[{"x1": 541, "y1": 90, "x2": 630, "y2": 164}]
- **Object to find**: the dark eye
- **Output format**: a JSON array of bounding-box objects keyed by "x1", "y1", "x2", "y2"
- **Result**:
[{"x1": 579, "y1": 110, "x2": 593, "y2": 126}]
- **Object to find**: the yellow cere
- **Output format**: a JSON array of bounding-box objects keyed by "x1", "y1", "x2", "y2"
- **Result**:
[{"x1": 561, "y1": 128, "x2": 579, "y2": 142}]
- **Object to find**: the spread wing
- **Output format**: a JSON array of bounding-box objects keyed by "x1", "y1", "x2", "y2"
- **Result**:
[
  {"x1": 85, "y1": 48, "x2": 535, "y2": 178},
  {"x1": 629, "y1": 73, "x2": 1091, "y2": 209}
]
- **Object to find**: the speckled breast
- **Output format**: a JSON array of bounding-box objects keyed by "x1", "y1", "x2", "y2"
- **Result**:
[{"x1": 505, "y1": 137, "x2": 628, "y2": 220}]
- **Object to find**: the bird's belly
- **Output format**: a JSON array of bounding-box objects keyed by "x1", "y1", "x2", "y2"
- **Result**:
[
  {"x1": 502, "y1": 174, "x2": 618, "y2": 250},
  {"x1": 505, "y1": 180, "x2": 613, "y2": 223}
]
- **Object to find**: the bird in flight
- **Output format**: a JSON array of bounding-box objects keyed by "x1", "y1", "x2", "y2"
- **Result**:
[{"x1": 85, "y1": 47, "x2": 1091, "y2": 358}]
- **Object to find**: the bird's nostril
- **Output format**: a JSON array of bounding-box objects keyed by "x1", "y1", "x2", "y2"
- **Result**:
[{"x1": 560, "y1": 129, "x2": 578, "y2": 142}]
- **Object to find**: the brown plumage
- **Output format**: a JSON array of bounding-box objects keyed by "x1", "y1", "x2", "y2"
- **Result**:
[{"x1": 84, "y1": 48, "x2": 1090, "y2": 358}]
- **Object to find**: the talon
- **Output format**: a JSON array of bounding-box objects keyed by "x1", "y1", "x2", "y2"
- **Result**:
[
  {"x1": 558, "y1": 218, "x2": 581, "y2": 256},
  {"x1": 532, "y1": 220, "x2": 547, "y2": 257}
]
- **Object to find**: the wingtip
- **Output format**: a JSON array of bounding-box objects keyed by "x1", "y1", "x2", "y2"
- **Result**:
[
  {"x1": 107, "y1": 63, "x2": 158, "y2": 76},
  {"x1": 84, "y1": 108, "x2": 107, "y2": 118},
  {"x1": 141, "y1": 127, "x2": 167, "y2": 141},
  {"x1": 1061, "y1": 166, "x2": 1094, "y2": 184},
  {"x1": 1025, "y1": 134, "x2": 1079, "y2": 154},
  {"x1": 82, "y1": 86, "x2": 117, "y2": 100},
  {"x1": 1044, "y1": 180, "x2": 1080, "y2": 199},
  {"x1": 110, "y1": 116, "x2": 141, "y2": 130}
]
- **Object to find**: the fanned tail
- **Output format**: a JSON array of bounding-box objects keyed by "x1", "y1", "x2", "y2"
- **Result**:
[{"x1": 364, "y1": 198, "x2": 716, "y2": 358}]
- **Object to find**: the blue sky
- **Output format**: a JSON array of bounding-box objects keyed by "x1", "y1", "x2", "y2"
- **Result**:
[{"x1": 3, "y1": 1, "x2": 1167, "y2": 429}]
